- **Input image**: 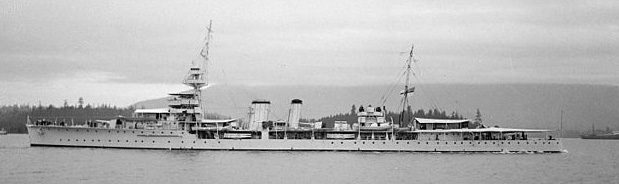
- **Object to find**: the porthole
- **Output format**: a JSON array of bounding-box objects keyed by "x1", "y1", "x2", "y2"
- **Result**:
[
  {"x1": 67, "y1": 139, "x2": 70, "y2": 142},
  {"x1": 66, "y1": 129, "x2": 68, "y2": 131},
  {"x1": 535, "y1": 142, "x2": 537, "y2": 144},
  {"x1": 484, "y1": 142, "x2": 487, "y2": 144},
  {"x1": 92, "y1": 139, "x2": 94, "y2": 142},
  {"x1": 60, "y1": 139, "x2": 62, "y2": 141},
  {"x1": 135, "y1": 140, "x2": 137, "y2": 142},
  {"x1": 383, "y1": 142, "x2": 385, "y2": 144},
  {"x1": 132, "y1": 131, "x2": 135, "y2": 133},
  {"x1": 108, "y1": 130, "x2": 111, "y2": 133},
  {"x1": 141, "y1": 131, "x2": 144, "y2": 134},
  {"x1": 117, "y1": 131, "x2": 119, "y2": 133},
  {"x1": 170, "y1": 132, "x2": 173, "y2": 134},
  {"x1": 372, "y1": 142, "x2": 375, "y2": 144},
  {"x1": 517, "y1": 142, "x2": 520, "y2": 144},
  {"x1": 126, "y1": 140, "x2": 129, "y2": 142},
  {"x1": 117, "y1": 140, "x2": 120, "y2": 142},
  {"x1": 76, "y1": 129, "x2": 79, "y2": 132},
  {"x1": 83, "y1": 139, "x2": 86, "y2": 142},
  {"x1": 152, "y1": 131, "x2": 155, "y2": 134},
  {"x1": 426, "y1": 142, "x2": 428, "y2": 144},
  {"x1": 218, "y1": 141, "x2": 220, "y2": 144},
  {"x1": 354, "y1": 142, "x2": 357, "y2": 144},
  {"x1": 508, "y1": 142, "x2": 511, "y2": 144},
  {"x1": 181, "y1": 141, "x2": 184, "y2": 143},
  {"x1": 141, "y1": 140, "x2": 143, "y2": 143},
  {"x1": 108, "y1": 140, "x2": 111, "y2": 142},
  {"x1": 193, "y1": 141, "x2": 196, "y2": 144},
  {"x1": 501, "y1": 142, "x2": 504, "y2": 144},
  {"x1": 98, "y1": 140, "x2": 100, "y2": 142},
  {"x1": 161, "y1": 132, "x2": 164, "y2": 134},
  {"x1": 124, "y1": 131, "x2": 126, "y2": 133},
  {"x1": 493, "y1": 142, "x2": 495, "y2": 144},
  {"x1": 204, "y1": 141, "x2": 207, "y2": 143},
  {"x1": 153, "y1": 141, "x2": 155, "y2": 143},
  {"x1": 461, "y1": 142, "x2": 464, "y2": 144},
  {"x1": 341, "y1": 142, "x2": 344, "y2": 144},
  {"x1": 331, "y1": 142, "x2": 334, "y2": 144},
  {"x1": 362, "y1": 142, "x2": 365, "y2": 144},
  {"x1": 396, "y1": 142, "x2": 399, "y2": 144},
  {"x1": 168, "y1": 141, "x2": 171, "y2": 143},
  {"x1": 437, "y1": 142, "x2": 439, "y2": 145},
  {"x1": 182, "y1": 132, "x2": 184, "y2": 134},
  {"x1": 527, "y1": 142, "x2": 529, "y2": 144},
  {"x1": 95, "y1": 130, "x2": 97, "y2": 133},
  {"x1": 454, "y1": 142, "x2": 457, "y2": 144},
  {"x1": 86, "y1": 130, "x2": 89, "y2": 132}
]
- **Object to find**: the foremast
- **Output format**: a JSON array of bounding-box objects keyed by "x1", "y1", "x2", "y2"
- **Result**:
[{"x1": 179, "y1": 21, "x2": 213, "y2": 129}]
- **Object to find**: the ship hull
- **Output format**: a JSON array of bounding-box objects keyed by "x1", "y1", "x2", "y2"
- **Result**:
[{"x1": 27, "y1": 125, "x2": 565, "y2": 153}]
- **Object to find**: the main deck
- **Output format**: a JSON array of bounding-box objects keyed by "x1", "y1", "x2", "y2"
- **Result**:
[{"x1": 27, "y1": 125, "x2": 565, "y2": 153}]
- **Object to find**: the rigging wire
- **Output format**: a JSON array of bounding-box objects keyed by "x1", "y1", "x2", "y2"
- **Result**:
[
  {"x1": 378, "y1": 45, "x2": 420, "y2": 108},
  {"x1": 269, "y1": 108, "x2": 284, "y2": 121},
  {"x1": 411, "y1": 62, "x2": 441, "y2": 111},
  {"x1": 379, "y1": 68, "x2": 407, "y2": 107},
  {"x1": 276, "y1": 63, "x2": 402, "y2": 70},
  {"x1": 219, "y1": 68, "x2": 238, "y2": 108}
]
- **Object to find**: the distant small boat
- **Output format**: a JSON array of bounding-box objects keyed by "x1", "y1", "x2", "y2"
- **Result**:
[
  {"x1": 581, "y1": 131, "x2": 619, "y2": 140},
  {"x1": 0, "y1": 128, "x2": 7, "y2": 135},
  {"x1": 581, "y1": 123, "x2": 619, "y2": 140}
]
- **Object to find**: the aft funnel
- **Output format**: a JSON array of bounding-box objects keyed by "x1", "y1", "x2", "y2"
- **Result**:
[{"x1": 287, "y1": 99, "x2": 303, "y2": 128}]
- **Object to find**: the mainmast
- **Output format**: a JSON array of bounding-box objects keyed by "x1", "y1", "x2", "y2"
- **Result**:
[{"x1": 399, "y1": 45, "x2": 415, "y2": 127}]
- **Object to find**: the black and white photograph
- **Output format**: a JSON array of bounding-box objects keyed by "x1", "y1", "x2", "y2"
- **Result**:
[{"x1": 1, "y1": 0, "x2": 618, "y2": 183}]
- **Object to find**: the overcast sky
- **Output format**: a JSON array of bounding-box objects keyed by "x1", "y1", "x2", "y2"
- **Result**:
[{"x1": 1, "y1": 0, "x2": 618, "y2": 107}]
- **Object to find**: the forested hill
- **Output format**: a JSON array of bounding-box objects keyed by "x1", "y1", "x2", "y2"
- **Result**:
[{"x1": 0, "y1": 104, "x2": 134, "y2": 134}]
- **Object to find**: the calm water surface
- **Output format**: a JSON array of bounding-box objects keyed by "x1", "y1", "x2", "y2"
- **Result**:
[{"x1": 1, "y1": 135, "x2": 618, "y2": 184}]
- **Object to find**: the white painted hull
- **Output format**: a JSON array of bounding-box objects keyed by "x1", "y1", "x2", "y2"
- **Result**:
[{"x1": 27, "y1": 126, "x2": 565, "y2": 152}]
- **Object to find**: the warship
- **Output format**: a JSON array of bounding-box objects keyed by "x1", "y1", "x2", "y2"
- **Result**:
[{"x1": 26, "y1": 22, "x2": 565, "y2": 152}]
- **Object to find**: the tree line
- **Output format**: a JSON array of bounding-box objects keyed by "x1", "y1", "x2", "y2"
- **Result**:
[
  {"x1": 1, "y1": 100, "x2": 480, "y2": 133},
  {"x1": 0, "y1": 99, "x2": 135, "y2": 133},
  {"x1": 0, "y1": 98, "x2": 231, "y2": 134}
]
